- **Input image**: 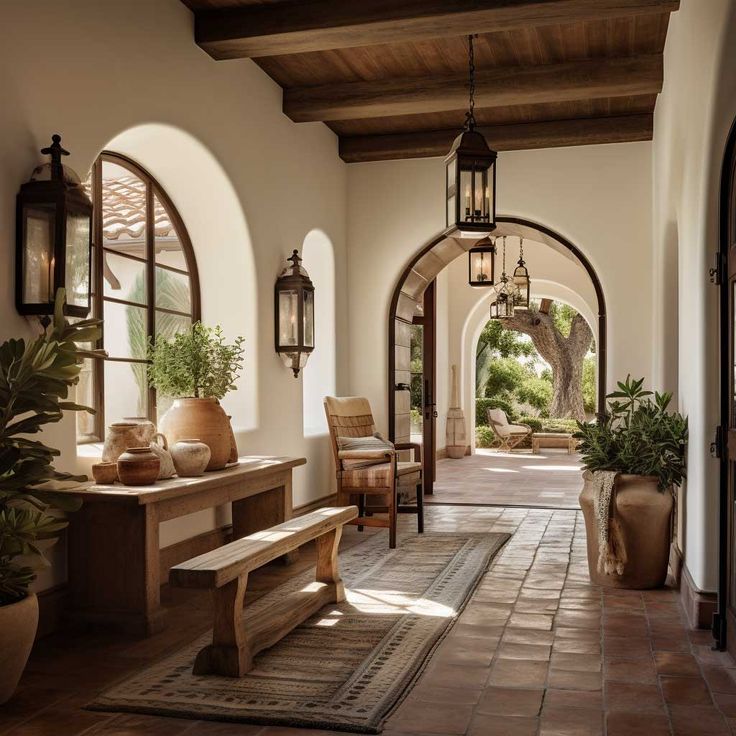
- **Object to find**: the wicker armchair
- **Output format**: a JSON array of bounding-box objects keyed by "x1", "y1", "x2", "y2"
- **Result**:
[
  {"x1": 487, "y1": 408, "x2": 532, "y2": 451},
  {"x1": 324, "y1": 396, "x2": 424, "y2": 548}
]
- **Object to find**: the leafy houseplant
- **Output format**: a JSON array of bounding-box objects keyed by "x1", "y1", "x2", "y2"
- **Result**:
[
  {"x1": 149, "y1": 323, "x2": 245, "y2": 471},
  {"x1": 575, "y1": 376, "x2": 688, "y2": 590},
  {"x1": 0, "y1": 290, "x2": 100, "y2": 702},
  {"x1": 575, "y1": 376, "x2": 688, "y2": 490}
]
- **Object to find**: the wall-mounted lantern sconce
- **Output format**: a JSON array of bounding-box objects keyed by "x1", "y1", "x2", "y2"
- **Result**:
[
  {"x1": 275, "y1": 249, "x2": 314, "y2": 377},
  {"x1": 16, "y1": 135, "x2": 93, "y2": 323},
  {"x1": 468, "y1": 236, "x2": 496, "y2": 287}
]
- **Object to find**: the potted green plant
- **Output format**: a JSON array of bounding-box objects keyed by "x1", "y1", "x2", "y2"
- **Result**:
[
  {"x1": 149, "y1": 323, "x2": 245, "y2": 471},
  {"x1": 575, "y1": 376, "x2": 687, "y2": 589},
  {"x1": 0, "y1": 292, "x2": 100, "y2": 703}
]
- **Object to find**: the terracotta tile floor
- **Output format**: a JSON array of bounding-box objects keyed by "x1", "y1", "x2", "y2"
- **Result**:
[
  {"x1": 430, "y1": 449, "x2": 583, "y2": 509},
  {"x1": 4, "y1": 506, "x2": 735, "y2": 736}
]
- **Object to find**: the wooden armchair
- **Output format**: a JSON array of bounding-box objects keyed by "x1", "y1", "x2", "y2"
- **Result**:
[
  {"x1": 487, "y1": 408, "x2": 532, "y2": 451},
  {"x1": 324, "y1": 396, "x2": 424, "y2": 548}
]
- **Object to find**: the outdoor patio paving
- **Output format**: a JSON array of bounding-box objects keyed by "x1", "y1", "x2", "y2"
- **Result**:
[{"x1": 430, "y1": 448, "x2": 584, "y2": 509}]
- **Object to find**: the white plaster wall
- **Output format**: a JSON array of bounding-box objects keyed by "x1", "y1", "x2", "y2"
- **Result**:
[
  {"x1": 651, "y1": 0, "x2": 736, "y2": 593},
  {"x1": 347, "y1": 143, "x2": 653, "y2": 437},
  {"x1": 0, "y1": 0, "x2": 347, "y2": 591}
]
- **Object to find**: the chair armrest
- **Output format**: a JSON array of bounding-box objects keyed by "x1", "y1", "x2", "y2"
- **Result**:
[{"x1": 394, "y1": 442, "x2": 422, "y2": 463}]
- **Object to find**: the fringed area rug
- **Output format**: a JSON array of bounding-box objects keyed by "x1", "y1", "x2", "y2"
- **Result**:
[{"x1": 90, "y1": 531, "x2": 509, "y2": 733}]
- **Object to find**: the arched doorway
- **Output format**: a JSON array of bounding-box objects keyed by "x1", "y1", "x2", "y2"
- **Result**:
[{"x1": 387, "y1": 216, "x2": 607, "y2": 494}]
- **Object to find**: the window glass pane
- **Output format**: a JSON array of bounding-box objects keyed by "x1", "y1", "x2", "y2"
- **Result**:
[
  {"x1": 101, "y1": 160, "x2": 147, "y2": 258},
  {"x1": 104, "y1": 360, "x2": 148, "y2": 425},
  {"x1": 65, "y1": 211, "x2": 90, "y2": 308},
  {"x1": 103, "y1": 252, "x2": 147, "y2": 304},
  {"x1": 153, "y1": 194, "x2": 187, "y2": 268},
  {"x1": 155, "y1": 267, "x2": 191, "y2": 313},
  {"x1": 155, "y1": 311, "x2": 190, "y2": 342},
  {"x1": 303, "y1": 290, "x2": 314, "y2": 348},
  {"x1": 278, "y1": 290, "x2": 298, "y2": 346},
  {"x1": 76, "y1": 356, "x2": 97, "y2": 442},
  {"x1": 103, "y1": 300, "x2": 148, "y2": 360},
  {"x1": 22, "y1": 205, "x2": 55, "y2": 304}
]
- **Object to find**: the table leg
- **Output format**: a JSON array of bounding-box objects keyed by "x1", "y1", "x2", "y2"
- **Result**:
[
  {"x1": 231, "y1": 472, "x2": 298, "y2": 563},
  {"x1": 67, "y1": 501, "x2": 164, "y2": 636}
]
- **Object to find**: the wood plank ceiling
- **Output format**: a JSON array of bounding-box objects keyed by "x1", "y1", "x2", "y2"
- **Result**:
[{"x1": 180, "y1": 0, "x2": 679, "y2": 162}]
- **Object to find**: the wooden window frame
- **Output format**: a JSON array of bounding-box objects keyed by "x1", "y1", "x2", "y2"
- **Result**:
[{"x1": 80, "y1": 152, "x2": 201, "y2": 443}]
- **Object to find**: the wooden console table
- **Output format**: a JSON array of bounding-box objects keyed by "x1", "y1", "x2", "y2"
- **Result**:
[{"x1": 57, "y1": 456, "x2": 306, "y2": 636}]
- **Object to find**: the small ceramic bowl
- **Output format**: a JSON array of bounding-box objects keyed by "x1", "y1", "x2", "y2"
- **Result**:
[{"x1": 92, "y1": 462, "x2": 118, "y2": 485}]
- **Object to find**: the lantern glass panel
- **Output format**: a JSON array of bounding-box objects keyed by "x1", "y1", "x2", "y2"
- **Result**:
[
  {"x1": 22, "y1": 204, "x2": 55, "y2": 305},
  {"x1": 65, "y1": 210, "x2": 91, "y2": 308},
  {"x1": 470, "y1": 250, "x2": 492, "y2": 285},
  {"x1": 278, "y1": 289, "x2": 299, "y2": 347},
  {"x1": 460, "y1": 167, "x2": 473, "y2": 223},
  {"x1": 472, "y1": 168, "x2": 488, "y2": 222},
  {"x1": 303, "y1": 289, "x2": 314, "y2": 348}
]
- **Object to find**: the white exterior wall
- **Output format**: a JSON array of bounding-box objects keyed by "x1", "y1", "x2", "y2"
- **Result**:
[
  {"x1": 652, "y1": 0, "x2": 736, "y2": 593},
  {"x1": 347, "y1": 143, "x2": 654, "y2": 439},
  {"x1": 0, "y1": 0, "x2": 347, "y2": 592}
]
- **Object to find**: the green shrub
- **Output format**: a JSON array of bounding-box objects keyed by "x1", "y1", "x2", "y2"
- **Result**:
[
  {"x1": 517, "y1": 415, "x2": 543, "y2": 433},
  {"x1": 516, "y1": 376, "x2": 553, "y2": 414},
  {"x1": 476, "y1": 396, "x2": 516, "y2": 427},
  {"x1": 475, "y1": 425, "x2": 497, "y2": 448}
]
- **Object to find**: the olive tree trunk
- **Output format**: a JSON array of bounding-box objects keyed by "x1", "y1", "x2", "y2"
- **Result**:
[{"x1": 502, "y1": 302, "x2": 592, "y2": 421}]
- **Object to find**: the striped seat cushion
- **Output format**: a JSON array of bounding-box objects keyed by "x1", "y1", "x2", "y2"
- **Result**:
[{"x1": 341, "y1": 461, "x2": 421, "y2": 489}]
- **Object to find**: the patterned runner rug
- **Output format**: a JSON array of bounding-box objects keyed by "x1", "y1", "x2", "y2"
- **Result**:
[{"x1": 90, "y1": 530, "x2": 509, "y2": 733}]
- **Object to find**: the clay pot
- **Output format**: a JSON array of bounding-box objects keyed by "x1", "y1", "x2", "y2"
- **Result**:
[
  {"x1": 158, "y1": 398, "x2": 231, "y2": 471},
  {"x1": 0, "y1": 593, "x2": 39, "y2": 704},
  {"x1": 91, "y1": 462, "x2": 117, "y2": 485},
  {"x1": 579, "y1": 472, "x2": 673, "y2": 589},
  {"x1": 170, "y1": 439, "x2": 211, "y2": 477},
  {"x1": 226, "y1": 415, "x2": 239, "y2": 464},
  {"x1": 102, "y1": 419, "x2": 155, "y2": 464},
  {"x1": 149, "y1": 433, "x2": 176, "y2": 480},
  {"x1": 117, "y1": 447, "x2": 160, "y2": 486}
]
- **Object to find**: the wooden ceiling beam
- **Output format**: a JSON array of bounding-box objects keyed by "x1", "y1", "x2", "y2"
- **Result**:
[
  {"x1": 194, "y1": 0, "x2": 680, "y2": 60},
  {"x1": 285, "y1": 54, "x2": 662, "y2": 122},
  {"x1": 338, "y1": 114, "x2": 653, "y2": 162}
]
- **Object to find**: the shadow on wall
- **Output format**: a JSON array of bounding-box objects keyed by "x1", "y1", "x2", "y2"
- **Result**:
[
  {"x1": 301, "y1": 229, "x2": 336, "y2": 437},
  {"x1": 104, "y1": 123, "x2": 258, "y2": 432}
]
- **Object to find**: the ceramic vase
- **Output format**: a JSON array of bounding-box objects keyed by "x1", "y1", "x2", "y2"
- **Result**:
[
  {"x1": 158, "y1": 398, "x2": 231, "y2": 471},
  {"x1": 149, "y1": 433, "x2": 176, "y2": 480},
  {"x1": 117, "y1": 447, "x2": 160, "y2": 486},
  {"x1": 170, "y1": 439, "x2": 211, "y2": 477},
  {"x1": 91, "y1": 462, "x2": 117, "y2": 485},
  {"x1": 579, "y1": 471, "x2": 673, "y2": 589},
  {"x1": 102, "y1": 419, "x2": 156, "y2": 464},
  {"x1": 0, "y1": 593, "x2": 38, "y2": 704}
]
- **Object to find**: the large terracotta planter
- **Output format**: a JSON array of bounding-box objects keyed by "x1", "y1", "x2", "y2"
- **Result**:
[
  {"x1": 579, "y1": 472, "x2": 673, "y2": 589},
  {"x1": 0, "y1": 593, "x2": 39, "y2": 704},
  {"x1": 158, "y1": 398, "x2": 231, "y2": 471}
]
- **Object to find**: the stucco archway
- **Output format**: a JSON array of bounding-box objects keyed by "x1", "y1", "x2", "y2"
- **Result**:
[{"x1": 387, "y1": 216, "x2": 607, "y2": 448}]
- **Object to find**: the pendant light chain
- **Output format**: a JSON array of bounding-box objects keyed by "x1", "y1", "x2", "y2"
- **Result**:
[
  {"x1": 501, "y1": 236, "x2": 507, "y2": 277},
  {"x1": 465, "y1": 34, "x2": 477, "y2": 131}
]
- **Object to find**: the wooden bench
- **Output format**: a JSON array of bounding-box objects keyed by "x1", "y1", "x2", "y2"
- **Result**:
[
  {"x1": 531, "y1": 432, "x2": 577, "y2": 454},
  {"x1": 170, "y1": 505, "x2": 358, "y2": 677}
]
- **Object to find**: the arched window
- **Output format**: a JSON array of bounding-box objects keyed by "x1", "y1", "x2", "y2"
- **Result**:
[{"x1": 77, "y1": 153, "x2": 201, "y2": 442}]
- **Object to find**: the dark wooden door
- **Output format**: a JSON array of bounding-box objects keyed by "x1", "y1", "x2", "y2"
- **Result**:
[
  {"x1": 719, "y1": 121, "x2": 736, "y2": 653},
  {"x1": 421, "y1": 281, "x2": 437, "y2": 494}
]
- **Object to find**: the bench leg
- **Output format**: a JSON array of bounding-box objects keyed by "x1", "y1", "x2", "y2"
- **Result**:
[
  {"x1": 315, "y1": 526, "x2": 345, "y2": 603},
  {"x1": 193, "y1": 573, "x2": 252, "y2": 677}
]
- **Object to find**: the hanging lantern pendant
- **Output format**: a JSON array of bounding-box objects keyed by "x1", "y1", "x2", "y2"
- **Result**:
[
  {"x1": 490, "y1": 236, "x2": 514, "y2": 319},
  {"x1": 444, "y1": 35, "x2": 497, "y2": 239},
  {"x1": 512, "y1": 236, "x2": 531, "y2": 310},
  {"x1": 468, "y1": 235, "x2": 496, "y2": 287}
]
